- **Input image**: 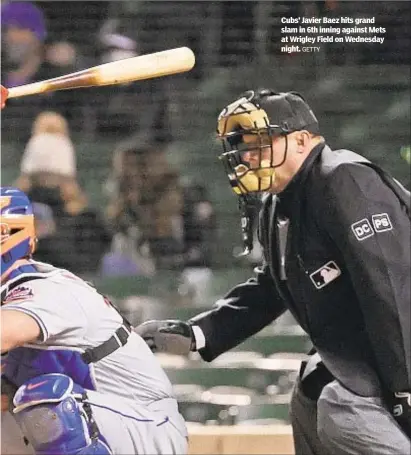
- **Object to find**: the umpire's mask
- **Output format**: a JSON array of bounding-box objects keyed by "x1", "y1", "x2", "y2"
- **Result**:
[{"x1": 217, "y1": 89, "x2": 320, "y2": 198}]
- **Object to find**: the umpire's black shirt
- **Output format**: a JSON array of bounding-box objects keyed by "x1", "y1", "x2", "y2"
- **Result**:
[{"x1": 191, "y1": 142, "x2": 411, "y2": 396}]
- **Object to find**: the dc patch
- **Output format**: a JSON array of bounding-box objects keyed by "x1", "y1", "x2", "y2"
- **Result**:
[
  {"x1": 372, "y1": 213, "x2": 392, "y2": 232},
  {"x1": 351, "y1": 218, "x2": 374, "y2": 241},
  {"x1": 310, "y1": 261, "x2": 341, "y2": 290}
]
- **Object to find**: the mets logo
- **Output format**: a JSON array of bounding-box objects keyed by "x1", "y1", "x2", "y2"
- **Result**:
[{"x1": 4, "y1": 286, "x2": 34, "y2": 303}]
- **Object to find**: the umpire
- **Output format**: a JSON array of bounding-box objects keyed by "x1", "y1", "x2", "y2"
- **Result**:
[{"x1": 136, "y1": 89, "x2": 411, "y2": 454}]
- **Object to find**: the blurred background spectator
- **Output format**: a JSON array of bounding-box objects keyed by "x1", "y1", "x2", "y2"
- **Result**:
[
  {"x1": 15, "y1": 110, "x2": 77, "y2": 191},
  {"x1": 13, "y1": 109, "x2": 112, "y2": 276},
  {"x1": 1, "y1": 1, "x2": 48, "y2": 139},
  {"x1": 93, "y1": 15, "x2": 167, "y2": 137},
  {"x1": 1, "y1": 1, "x2": 46, "y2": 89},
  {"x1": 1, "y1": 1, "x2": 95, "y2": 141},
  {"x1": 103, "y1": 135, "x2": 216, "y2": 303},
  {"x1": 31, "y1": 200, "x2": 67, "y2": 268}
]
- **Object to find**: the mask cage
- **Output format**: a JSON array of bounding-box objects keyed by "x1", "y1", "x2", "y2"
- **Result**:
[{"x1": 219, "y1": 122, "x2": 289, "y2": 196}]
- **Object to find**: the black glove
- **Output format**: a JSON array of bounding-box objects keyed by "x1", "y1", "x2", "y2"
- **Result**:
[{"x1": 134, "y1": 320, "x2": 196, "y2": 356}]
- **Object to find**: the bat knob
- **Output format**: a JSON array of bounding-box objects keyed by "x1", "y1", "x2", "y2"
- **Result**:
[{"x1": 1, "y1": 85, "x2": 9, "y2": 109}]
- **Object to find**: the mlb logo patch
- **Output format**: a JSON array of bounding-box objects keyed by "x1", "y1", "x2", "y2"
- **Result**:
[
  {"x1": 372, "y1": 213, "x2": 392, "y2": 232},
  {"x1": 351, "y1": 218, "x2": 374, "y2": 241},
  {"x1": 310, "y1": 261, "x2": 341, "y2": 290}
]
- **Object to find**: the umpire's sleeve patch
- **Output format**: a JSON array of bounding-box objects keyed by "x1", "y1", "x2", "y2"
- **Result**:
[
  {"x1": 371, "y1": 213, "x2": 393, "y2": 232},
  {"x1": 351, "y1": 218, "x2": 375, "y2": 241}
]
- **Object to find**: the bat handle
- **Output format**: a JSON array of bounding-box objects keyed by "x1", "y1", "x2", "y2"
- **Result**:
[{"x1": 7, "y1": 81, "x2": 47, "y2": 99}]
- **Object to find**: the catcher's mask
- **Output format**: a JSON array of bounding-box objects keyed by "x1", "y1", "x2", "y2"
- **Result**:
[
  {"x1": 217, "y1": 89, "x2": 319, "y2": 254},
  {"x1": 1, "y1": 187, "x2": 36, "y2": 281},
  {"x1": 217, "y1": 89, "x2": 319, "y2": 197}
]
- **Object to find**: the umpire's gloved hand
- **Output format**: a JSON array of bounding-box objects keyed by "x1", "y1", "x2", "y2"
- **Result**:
[{"x1": 134, "y1": 320, "x2": 195, "y2": 356}]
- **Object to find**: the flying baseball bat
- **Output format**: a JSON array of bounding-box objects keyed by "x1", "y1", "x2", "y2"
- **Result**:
[{"x1": 7, "y1": 47, "x2": 195, "y2": 99}]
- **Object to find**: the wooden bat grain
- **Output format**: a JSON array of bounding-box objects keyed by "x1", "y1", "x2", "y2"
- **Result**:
[{"x1": 7, "y1": 47, "x2": 195, "y2": 99}]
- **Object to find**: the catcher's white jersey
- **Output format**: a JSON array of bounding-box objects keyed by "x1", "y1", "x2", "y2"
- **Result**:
[{"x1": 1, "y1": 260, "x2": 187, "y2": 454}]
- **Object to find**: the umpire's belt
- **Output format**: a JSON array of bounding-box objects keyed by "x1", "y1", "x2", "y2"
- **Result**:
[
  {"x1": 81, "y1": 319, "x2": 132, "y2": 364},
  {"x1": 299, "y1": 352, "x2": 334, "y2": 401}
]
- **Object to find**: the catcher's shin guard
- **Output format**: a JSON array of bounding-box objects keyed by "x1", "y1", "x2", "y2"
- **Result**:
[{"x1": 13, "y1": 373, "x2": 112, "y2": 455}]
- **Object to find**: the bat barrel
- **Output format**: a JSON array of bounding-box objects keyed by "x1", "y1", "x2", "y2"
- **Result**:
[
  {"x1": 6, "y1": 47, "x2": 195, "y2": 99},
  {"x1": 95, "y1": 46, "x2": 196, "y2": 85}
]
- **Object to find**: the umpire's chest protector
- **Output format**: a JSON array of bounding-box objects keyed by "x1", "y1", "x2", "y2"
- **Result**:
[
  {"x1": 258, "y1": 145, "x2": 374, "y2": 350},
  {"x1": 259, "y1": 194, "x2": 358, "y2": 339}
]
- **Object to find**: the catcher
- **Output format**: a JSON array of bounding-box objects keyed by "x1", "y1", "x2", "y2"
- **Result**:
[{"x1": 1, "y1": 186, "x2": 188, "y2": 454}]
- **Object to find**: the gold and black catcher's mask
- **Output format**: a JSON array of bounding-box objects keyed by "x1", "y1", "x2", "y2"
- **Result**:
[
  {"x1": 216, "y1": 89, "x2": 319, "y2": 255},
  {"x1": 217, "y1": 91, "x2": 285, "y2": 197},
  {"x1": 217, "y1": 89, "x2": 319, "y2": 197}
]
